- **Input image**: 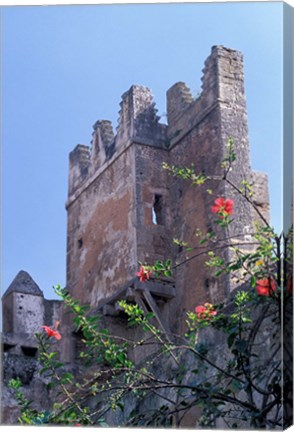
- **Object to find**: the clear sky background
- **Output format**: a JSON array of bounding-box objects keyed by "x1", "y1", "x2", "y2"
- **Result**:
[{"x1": 2, "y1": 2, "x2": 284, "y2": 301}]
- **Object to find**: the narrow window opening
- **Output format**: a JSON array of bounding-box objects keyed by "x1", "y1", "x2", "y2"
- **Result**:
[
  {"x1": 21, "y1": 346, "x2": 38, "y2": 357},
  {"x1": 152, "y1": 194, "x2": 164, "y2": 225},
  {"x1": 205, "y1": 279, "x2": 210, "y2": 291},
  {"x1": 4, "y1": 343, "x2": 15, "y2": 353},
  {"x1": 78, "y1": 238, "x2": 83, "y2": 249}
]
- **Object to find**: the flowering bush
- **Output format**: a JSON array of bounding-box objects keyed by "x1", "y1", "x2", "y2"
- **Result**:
[{"x1": 9, "y1": 137, "x2": 292, "y2": 428}]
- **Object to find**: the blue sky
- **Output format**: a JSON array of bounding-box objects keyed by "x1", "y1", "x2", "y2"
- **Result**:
[{"x1": 2, "y1": 2, "x2": 283, "y2": 301}]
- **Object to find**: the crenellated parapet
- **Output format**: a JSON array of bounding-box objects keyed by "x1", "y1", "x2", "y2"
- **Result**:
[
  {"x1": 166, "y1": 45, "x2": 247, "y2": 147},
  {"x1": 68, "y1": 85, "x2": 167, "y2": 197},
  {"x1": 70, "y1": 43, "x2": 249, "y2": 197}
]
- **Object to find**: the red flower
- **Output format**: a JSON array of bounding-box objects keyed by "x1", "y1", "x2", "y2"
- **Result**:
[
  {"x1": 211, "y1": 198, "x2": 234, "y2": 217},
  {"x1": 75, "y1": 424, "x2": 82, "y2": 427},
  {"x1": 42, "y1": 321, "x2": 62, "y2": 340},
  {"x1": 136, "y1": 266, "x2": 151, "y2": 283},
  {"x1": 256, "y1": 277, "x2": 277, "y2": 296},
  {"x1": 195, "y1": 303, "x2": 217, "y2": 319},
  {"x1": 195, "y1": 305, "x2": 206, "y2": 318}
]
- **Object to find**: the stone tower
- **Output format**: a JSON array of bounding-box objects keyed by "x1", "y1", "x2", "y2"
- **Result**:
[
  {"x1": 2, "y1": 270, "x2": 62, "y2": 357},
  {"x1": 2, "y1": 271, "x2": 44, "y2": 356},
  {"x1": 63, "y1": 46, "x2": 269, "y2": 360},
  {"x1": 2, "y1": 271, "x2": 63, "y2": 424},
  {"x1": 1, "y1": 45, "x2": 271, "y2": 423}
]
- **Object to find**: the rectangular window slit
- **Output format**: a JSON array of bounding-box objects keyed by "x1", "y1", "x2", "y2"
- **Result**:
[{"x1": 152, "y1": 194, "x2": 164, "y2": 225}]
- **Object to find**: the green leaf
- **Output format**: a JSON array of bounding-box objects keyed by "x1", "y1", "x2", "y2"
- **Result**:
[
  {"x1": 165, "y1": 259, "x2": 171, "y2": 269},
  {"x1": 250, "y1": 275, "x2": 257, "y2": 287},
  {"x1": 60, "y1": 372, "x2": 74, "y2": 384},
  {"x1": 48, "y1": 351, "x2": 58, "y2": 360},
  {"x1": 145, "y1": 312, "x2": 155, "y2": 320},
  {"x1": 117, "y1": 402, "x2": 124, "y2": 412},
  {"x1": 8, "y1": 378, "x2": 22, "y2": 390},
  {"x1": 155, "y1": 260, "x2": 164, "y2": 270},
  {"x1": 117, "y1": 352, "x2": 126, "y2": 364}
]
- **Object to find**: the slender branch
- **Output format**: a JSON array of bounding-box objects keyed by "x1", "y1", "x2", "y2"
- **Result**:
[
  {"x1": 170, "y1": 344, "x2": 246, "y2": 384},
  {"x1": 172, "y1": 241, "x2": 260, "y2": 271},
  {"x1": 224, "y1": 177, "x2": 270, "y2": 229}
]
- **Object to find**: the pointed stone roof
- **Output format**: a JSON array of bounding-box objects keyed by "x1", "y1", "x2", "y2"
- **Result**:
[{"x1": 2, "y1": 270, "x2": 44, "y2": 299}]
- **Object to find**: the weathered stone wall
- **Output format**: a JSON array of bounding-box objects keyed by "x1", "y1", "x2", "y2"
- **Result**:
[
  {"x1": 168, "y1": 105, "x2": 226, "y2": 332},
  {"x1": 164, "y1": 46, "x2": 254, "y2": 333},
  {"x1": 2, "y1": 293, "x2": 13, "y2": 333},
  {"x1": 66, "y1": 145, "x2": 137, "y2": 307},
  {"x1": 1, "y1": 354, "x2": 51, "y2": 424},
  {"x1": 135, "y1": 144, "x2": 172, "y2": 265},
  {"x1": 66, "y1": 86, "x2": 167, "y2": 312},
  {"x1": 13, "y1": 293, "x2": 45, "y2": 335}
]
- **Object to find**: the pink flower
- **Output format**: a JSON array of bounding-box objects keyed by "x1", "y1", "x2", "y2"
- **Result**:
[
  {"x1": 211, "y1": 198, "x2": 234, "y2": 217},
  {"x1": 256, "y1": 277, "x2": 277, "y2": 296},
  {"x1": 136, "y1": 266, "x2": 151, "y2": 283},
  {"x1": 195, "y1": 305, "x2": 206, "y2": 318},
  {"x1": 195, "y1": 303, "x2": 217, "y2": 319},
  {"x1": 42, "y1": 321, "x2": 62, "y2": 340}
]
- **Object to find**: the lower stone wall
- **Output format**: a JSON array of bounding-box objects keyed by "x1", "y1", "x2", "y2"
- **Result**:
[{"x1": 1, "y1": 353, "x2": 51, "y2": 424}]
